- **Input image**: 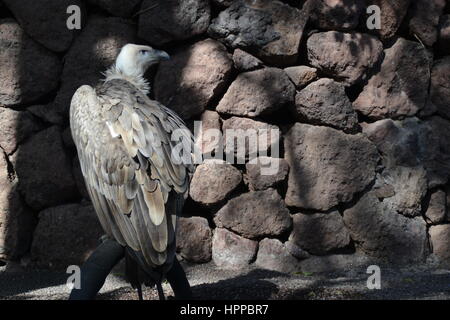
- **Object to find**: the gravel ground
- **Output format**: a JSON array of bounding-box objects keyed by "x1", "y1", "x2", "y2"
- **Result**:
[{"x1": 0, "y1": 261, "x2": 449, "y2": 300}]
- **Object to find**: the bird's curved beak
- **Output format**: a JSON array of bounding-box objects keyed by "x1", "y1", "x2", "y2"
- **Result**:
[{"x1": 154, "y1": 50, "x2": 170, "y2": 61}]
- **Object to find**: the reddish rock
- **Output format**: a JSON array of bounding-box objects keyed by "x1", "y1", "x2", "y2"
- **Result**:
[
  {"x1": 0, "y1": 19, "x2": 62, "y2": 106},
  {"x1": 14, "y1": 126, "x2": 78, "y2": 210},
  {"x1": 232, "y1": 49, "x2": 263, "y2": 72},
  {"x1": 425, "y1": 190, "x2": 447, "y2": 224},
  {"x1": 307, "y1": 31, "x2": 383, "y2": 86},
  {"x1": 3, "y1": 0, "x2": 82, "y2": 52},
  {"x1": 30, "y1": 204, "x2": 103, "y2": 269},
  {"x1": 294, "y1": 78, "x2": 358, "y2": 132},
  {"x1": 354, "y1": 38, "x2": 430, "y2": 119},
  {"x1": 138, "y1": 0, "x2": 210, "y2": 46},
  {"x1": 215, "y1": 189, "x2": 292, "y2": 239},
  {"x1": 290, "y1": 211, "x2": 351, "y2": 255},
  {"x1": 217, "y1": 68, "x2": 295, "y2": 118},
  {"x1": 0, "y1": 107, "x2": 41, "y2": 155},
  {"x1": 222, "y1": 117, "x2": 280, "y2": 161},
  {"x1": 284, "y1": 123, "x2": 379, "y2": 211},
  {"x1": 0, "y1": 152, "x2": 34, "y2": 260},
  {"x1": 311, "y1": 0, "x2": 365, "y2": 30},
  {"x1": 212, "y1": 228, "x2": 257, "y2": 269},
  {"x1": 208, "y1": 0, "x2": 312, "y2": 66},
  {"x1": 429, "y1": 225, "x2": 450, "y2": 265},
  {"x1": 245, "y1": 157, "x2": 289, "y2": 191},
  {"x1": 155, "y1": 39, "x2": 233, "y2": 120},
  {"x1": 284, "y1": 66, "x2": 318, "y2": 89},
  {"x1": 177, "y1": 217, "x2": 212, "y2": 263},
  {"x1": 194, "y1": 110, "x2": 222, "y2": 156},
  {"x1": 366, "y1": 0, "x2": 411, "y2": 39},
  {"x1": 189, "y1": 160, "x2": 242, "y2": 206}
]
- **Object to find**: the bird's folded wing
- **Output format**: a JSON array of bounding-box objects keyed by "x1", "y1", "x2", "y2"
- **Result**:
[{"x1": 70, "y1": 84, "x2": 194, "y2": 267}]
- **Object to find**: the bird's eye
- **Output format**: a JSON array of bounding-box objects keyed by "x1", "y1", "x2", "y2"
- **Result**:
[{"x1": 140, "y1": 50, "x2": 149, "y2": 56}]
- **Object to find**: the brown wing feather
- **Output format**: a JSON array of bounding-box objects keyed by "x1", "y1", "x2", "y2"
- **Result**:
[{"x1": 70, "y1": 81, "x2": 193, "y2": 272}]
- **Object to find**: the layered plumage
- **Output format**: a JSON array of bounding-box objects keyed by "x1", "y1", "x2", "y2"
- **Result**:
[{"x1": 70, "y1": 44, "x2": 194, "y2": 287}]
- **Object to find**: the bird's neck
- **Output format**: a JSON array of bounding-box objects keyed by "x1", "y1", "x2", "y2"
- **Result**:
[{"x1": 103, "y1": 65, "x2": 150, "y2": 95}]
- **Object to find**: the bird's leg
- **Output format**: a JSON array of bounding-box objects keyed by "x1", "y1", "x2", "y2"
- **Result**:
[
  {"x1": 137, "y1": 284, "x2": 143, "y2": 300},
  {"x1": 156, "y1": 281, "x2": 166, "y2": 301},
  {"x1": 69, "y1": 238, "x2": 124, "y2": 300},
  {"x1": 166, "y1": 257, "x2": 192, "y2": 299}
]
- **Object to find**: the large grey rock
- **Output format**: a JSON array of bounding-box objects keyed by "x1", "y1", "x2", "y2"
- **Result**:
[
  {"x1": 343, "y1": 192, "x2": 429, "y2": 264},
  {"x1": 379, "y1": 166, "x2": 428, "y2": 217},
  {"x1": 438, "y1": 15, "x2": 450, "y2": 54},
  {"x1": 307, "y1": 31, "x2": 383, "y2": 86},
  {"x1": 409, "y1": 0, "x2": 446, "y2": 46},
  {"x1": 212, "y1": 228, "x2": 257, "y2": 269},
  {"x1": 215, "y1": 188, "x2": 291, "y2": 239},
  {"x1": 284, "y1": 123, "x2": 379, "y2": 211},
  {"x1": 290, "y1": 211, "x2": 351, "y2": 255},
  {"x1": 245, "y1": 157, "x2": 289, "y2": 191},
  {"x1": 138, "y1": 0, "x2": 210, "y2": 46},
  {"x1": 189, "y1": 160, "x2": 242, "y2": 206},
  {"x1": 211, "y1": 0, "x2": 235, "y2": 7},
  {"x1": 177, "y1": 217, "x2": 212, "y2": 263},
  {"x1": 28, "y1": 104, "x2": 64, "y2": 125},
  {"x1": 366, "y1": 0, "x2": 411, "y2": 39},
  {"x1": 0, "y1": 152, "x2": 34, "y2": 260},
  {"x1": 0, "y1": 107, "x2": 41, "y2": 155},
  {"x1": 217, "y1": 68, "x2": 295, "y2": 118},
  {"x1": 53, "y1": 16, "x2": 137, "y2": 118},
  {"x1": 14, "y1": 126, "x2": 78, "y2": 210},
  {"x1": 293, "y1": 78, "x2": 358, "y2": 132},
  {"x1": 232, "y1": 49, "x2": 263, "y2": 72},
  {"x1": 155, "y1": 39, "x2": 233, "y2": 120},
  {"x1": 0, "y1": 19, "x2": 62, "y2": 106},
  {"x1": 208, "y1": 0, "x2": 312, "y2": 66},
  {"x1": 425, "y1": 190, "x2": 447, "y2": 224},
  {"x1": 299, "y1": 253, "x2": 372, "y2": 273},
  {"x1": 3, "y1": 0, "x2": 82, "y2": 52},
  {"x1": 30, "y1": 204, "x2": 103, "y2": 269},
  {"x1": 222, "y1": 117, "x2": 280, "y2": 161},
  {"x1": 311, "y1": 0, "x2": 365, "y2": 30},
  {"x1": 284, "y1": 66, "x2": 318, "y2": 89},
  {"x1": 417, "y1": 116, "x2": 450, "y2": 187},
  {"x1": 194, "y1": 110, "x2": 222, "y2": 156},
  {"x1": 430, "y1": 57, "x2": 450, "y2": 120},
  {"x1": 87, "y1": 0, "x2": 141, "y2": 17},
  {"x1": 363, "y1": 117, "x2": 450, "y2": 188},
  {"x1": 429, "y1": 225, "x2": 450, "y2": 265},
  {"x1": 361, "y1": 118, "x2": 421, "y2": 168},
  {"x1": 255, "y1": 238, "x2": 302, "y2": 273},
  {"x1": 354, "y1": 38, "x2": 430, "y2": 119}
]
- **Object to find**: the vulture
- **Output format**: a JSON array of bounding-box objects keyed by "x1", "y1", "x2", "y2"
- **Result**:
[{"x1": 69, "y1": 44, "x2": 195, "y2": 300}]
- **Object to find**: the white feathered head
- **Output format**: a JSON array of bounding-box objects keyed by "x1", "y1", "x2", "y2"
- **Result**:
[{"x1": 115, "y1": 44, "x2": 170, "y2": 77}]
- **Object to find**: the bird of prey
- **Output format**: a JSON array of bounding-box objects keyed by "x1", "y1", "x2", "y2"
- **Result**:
[{"x1": 69, "y1": 44, "x2": 195, "y2": 300}]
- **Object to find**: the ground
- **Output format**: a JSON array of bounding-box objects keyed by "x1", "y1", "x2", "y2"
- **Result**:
[{"x1": 0, "y1": 261, "x2": 449, "y2": 300}]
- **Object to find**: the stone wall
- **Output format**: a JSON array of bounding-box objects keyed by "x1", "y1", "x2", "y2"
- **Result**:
[{"x1": 0, "y1": 0, "x2": 449, "y2": 272}]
